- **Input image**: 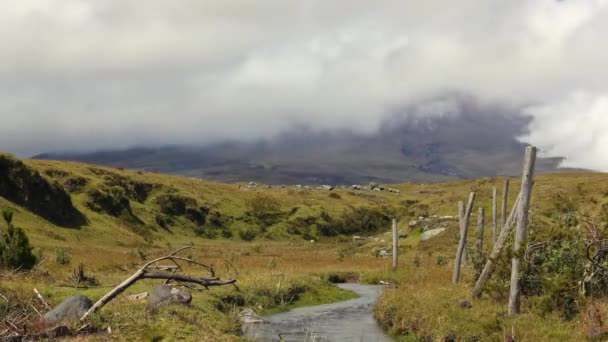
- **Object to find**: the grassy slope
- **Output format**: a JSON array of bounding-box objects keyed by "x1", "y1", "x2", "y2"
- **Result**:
[{"x1": 1, "y1": 157, "x2": 607, "y2": 340}]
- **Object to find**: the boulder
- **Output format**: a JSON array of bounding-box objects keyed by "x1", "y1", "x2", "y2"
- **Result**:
[
  {"x1": 420, "y1": 228, "x2": 446, "y2": 241},
  {"x1": 42, "y1": 295, "x2": 93, "y2": 324},
  {"x1": 238, "y1": 308, "x2": 268, "y2": 324},
  {"x1": 146, "y1": 285, "x2": 192, "y2": 311}
]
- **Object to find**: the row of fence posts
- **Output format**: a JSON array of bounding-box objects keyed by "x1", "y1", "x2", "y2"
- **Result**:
[{"x1": 389, "y1": 145, "x2": 537, "y2": 316}]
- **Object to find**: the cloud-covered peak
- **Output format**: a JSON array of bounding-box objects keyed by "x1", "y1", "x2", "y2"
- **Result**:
[{"x1": 1, "y1": 1, "x2": 607, "y2": 170}]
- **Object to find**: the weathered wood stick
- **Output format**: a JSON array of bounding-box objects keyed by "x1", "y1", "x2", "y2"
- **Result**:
[
  {"x1": 392, "y1": 218, "x2": 399, "y2": 270},
  {"x1": 458, "y1": 201, "x2": 468, "y2": 266},
  {"x1": 501, "y1": 179, "x2": 510, "y2": 235},
  {"x1": 33, "y1": 288, "x2": 51, "y2": 310},
  {"x1": 492, "y1": 187, "x2": 498, "y2": 244},
  {"x1": 453, "y1": 192, "x2": 476, "y2": 284},
  {"x1": 471, "y1": 193, "x2": 521, "y2": 298},
  {"x1": 476, "y1": 207, "x2": 485, "y2": 269},
  {"x1": 508, "y1": 146, "x2": 537, "y2": 316}
]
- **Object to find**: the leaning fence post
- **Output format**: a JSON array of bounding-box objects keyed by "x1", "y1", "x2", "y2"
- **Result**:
[
  {"x1": 471, "y1": 193, "x2": 521, "y2": 298},
  {"x1": 458, "y1": 201, "x2": 467, "y2": 266},
  {"x1": 501, "y1": 179, "x2": 509, "y2": 235},
  {"x1": 492, "y1": 187, "x2": 498, "y2": 244},
  {"x1": 392, "y1": 218, "x2": 399, "y2": 270},
  {"x1": 453, "y1": 192, "x2": 476, "y2": 284},
  {"x1": 508, "y1": 146, "x2": 537, "y2": 316},
  {"x1": 475, "y1": 207, "x2": 485, "y2": 277}
]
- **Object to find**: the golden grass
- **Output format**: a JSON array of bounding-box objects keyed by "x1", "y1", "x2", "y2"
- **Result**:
[{"x1": 1, "y1": 157, "x2": 607, "y2": 340}]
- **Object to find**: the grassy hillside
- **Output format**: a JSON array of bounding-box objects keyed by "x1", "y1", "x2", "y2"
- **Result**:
[{"x1": 1, "y1": 153, "x2": 607, "y2": 341}]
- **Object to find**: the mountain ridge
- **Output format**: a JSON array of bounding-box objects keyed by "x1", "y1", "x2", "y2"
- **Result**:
[{"x1": 34, "y1": 107, "x2": 574, "y2": 184}]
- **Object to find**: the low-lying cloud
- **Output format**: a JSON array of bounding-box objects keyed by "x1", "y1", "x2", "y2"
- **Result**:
[{"x1": 1, "y1": 0, "x2": 607, "y2": 170}]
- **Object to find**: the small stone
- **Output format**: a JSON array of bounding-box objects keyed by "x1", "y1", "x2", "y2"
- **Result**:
[{"x1": 458, "y1": 300, "x2": 472, "y2": 309}]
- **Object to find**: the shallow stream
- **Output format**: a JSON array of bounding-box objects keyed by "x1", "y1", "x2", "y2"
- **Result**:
[{"x1": 244, "y1": 283, "x2": 392, "y2": 342}]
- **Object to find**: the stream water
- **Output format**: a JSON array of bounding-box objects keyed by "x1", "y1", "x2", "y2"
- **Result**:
[{"x1": 244, "y1": 283, "x2": 392, "y2": 342}]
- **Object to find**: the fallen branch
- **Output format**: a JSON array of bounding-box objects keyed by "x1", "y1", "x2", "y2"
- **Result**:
[
  {"x1": 33, "y1": 289, "x2": 51, "y2": 311},
  {"x1": 79, "y1": 246, "x2": 236, "y2": 321}
]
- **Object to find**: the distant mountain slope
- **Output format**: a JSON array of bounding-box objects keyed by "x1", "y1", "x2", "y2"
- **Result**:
[{"x1": 34, "y1": 106, "x2": 570, "y2": 184}]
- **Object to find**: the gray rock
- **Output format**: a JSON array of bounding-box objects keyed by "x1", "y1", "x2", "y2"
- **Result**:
[
  {"x1": 459, "y1": 300, "x2": 472, "y2": 309},
  {"x1": 42, "y1": 295, "x2": 93, "y2": 324},
  {"x1": 352, "y1": 235, "x2": 366, "y2": 242},
  {"x1": 146, "y1": 285, "x2": 192, "y2": 311},
  {"x1": 420, "y1": 228, "x2": 446, "y2": 241},
  {"x1": 238, "y1": 308, "x2": 268, "y2": 324},
  {"x1": 378, "y1": 250, "x2": 391, "y2": 257}
]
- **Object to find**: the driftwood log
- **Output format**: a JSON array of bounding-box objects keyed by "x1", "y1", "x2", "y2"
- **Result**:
[{"x1": 79, "y1": 246, "x2": 236, "y2": 321}]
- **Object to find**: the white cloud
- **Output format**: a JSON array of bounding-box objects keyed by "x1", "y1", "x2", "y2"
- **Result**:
[
  {"x1": 523, "y1": 92, "x2": 608, "y2": 171},
  {"x1": 0, "y1": 0, "x2": 607, "y2": 170}
]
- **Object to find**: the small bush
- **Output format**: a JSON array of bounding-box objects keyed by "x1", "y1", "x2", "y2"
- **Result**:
[
  {"x1": 239, "y1": 228, "x2": 257, "y2": 241},
  {"x1": 0, "y1": 208, "x2": 37, "y2": 270},
  {"x1": 435, "y1": 255, "x2": 448, "y2": 265},
  {"x1": 135, "y1": 247, "x2": 148, "y2": 261},
  {"x1": 328, "y1": 192, "x2": 342, "y2": 199},
  {"x1": 55, "y1": 248, "x2": 71, "y2": 265},
  {"x1": 155, "y1": 214, "x2": 174, "y2": 229},
  {"x1": 245, "y1": 194, "x2": 282, "y2": 228}
]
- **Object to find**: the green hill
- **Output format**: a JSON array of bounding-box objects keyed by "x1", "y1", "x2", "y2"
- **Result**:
[{"x1": 1, "y1": 153, "x2": 607, "y2": 341}]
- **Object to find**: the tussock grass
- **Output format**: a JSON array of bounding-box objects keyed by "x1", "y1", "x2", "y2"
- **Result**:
[{"x1": 1, "y1": 156, "x2": 607, "y2": 340}]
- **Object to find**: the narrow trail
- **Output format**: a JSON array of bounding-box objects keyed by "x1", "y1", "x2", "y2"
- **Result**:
[{"x1": 244, "y1": 283, "x2": 391, "y2": 342}]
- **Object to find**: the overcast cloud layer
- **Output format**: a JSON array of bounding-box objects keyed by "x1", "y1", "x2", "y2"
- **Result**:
[{"x1": 1, "y1": 0, "x2": 607, "y2": 170}]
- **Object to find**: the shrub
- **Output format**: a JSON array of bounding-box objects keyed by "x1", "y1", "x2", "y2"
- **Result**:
[
  {"x1": 239, "y1": 228, "x2": 257, "y2": 241},
  {"x1": 0, "y1": 208, "x2": 37, "y2": 270},
  {"x1": 245, "y1": 194, "x2": 282, "y2": 228},
  {"x1": 155, "y1": 214, "x2": 174, "y2": 229},
  {"x1": 156, "y1": 194, "x2": 196, "y2": 216},
  {"x1": 319, "y1": 207, "x2": 390, "y2": 236},
  {"x1": 328, "y1": 192, "x2": 342, "y2": 199},
  {"x1": 55, "y1": 248, "x2": 71, "y2": 265},
  {"x1": 135, "y1": 247, "x2": 148, "y2": 261},
  {"x1": 435, "y1": 255, "x2": 448, "y2": 265}
]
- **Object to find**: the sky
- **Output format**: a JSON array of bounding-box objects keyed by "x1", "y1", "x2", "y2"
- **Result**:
[{"x1": 1, "y1": 0, "x2": 607, "y2": 170}]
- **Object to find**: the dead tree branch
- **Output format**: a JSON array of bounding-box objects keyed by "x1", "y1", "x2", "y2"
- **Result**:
[{"x1": 79, "y1": 246, "x2": 236, "y2": 321}]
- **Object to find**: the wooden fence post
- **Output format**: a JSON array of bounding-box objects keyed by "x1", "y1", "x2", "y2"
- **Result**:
[
  {"x1": 471, "y1": 193, "x2": 521, "y2": 298},
  {"x1": 392, "y1": 218, "x2": 399, "y2": 270},
  {"x1": 492, "y1": 187, "x2": 498, "y2": 244},
  {"x1": 501, "y1": 179, "x2": 509, "y2": 235},
  {"x1": 453, "y1": 192, "x2": 476, "y2": 284},
  {"x1": 458, "y1": 201, "x2": 468, "y2": 266},
  {"x1": 476, "y1": 207, "x2": 485, "y2": 277},
  {"x1": 508, "y1": 146, "x2": 537, "y2": 316}
]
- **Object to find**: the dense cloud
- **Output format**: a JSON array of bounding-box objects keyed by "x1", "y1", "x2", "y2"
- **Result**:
[{"x1": 1, "y1": 1, "x2": 607, "y2": 170}]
